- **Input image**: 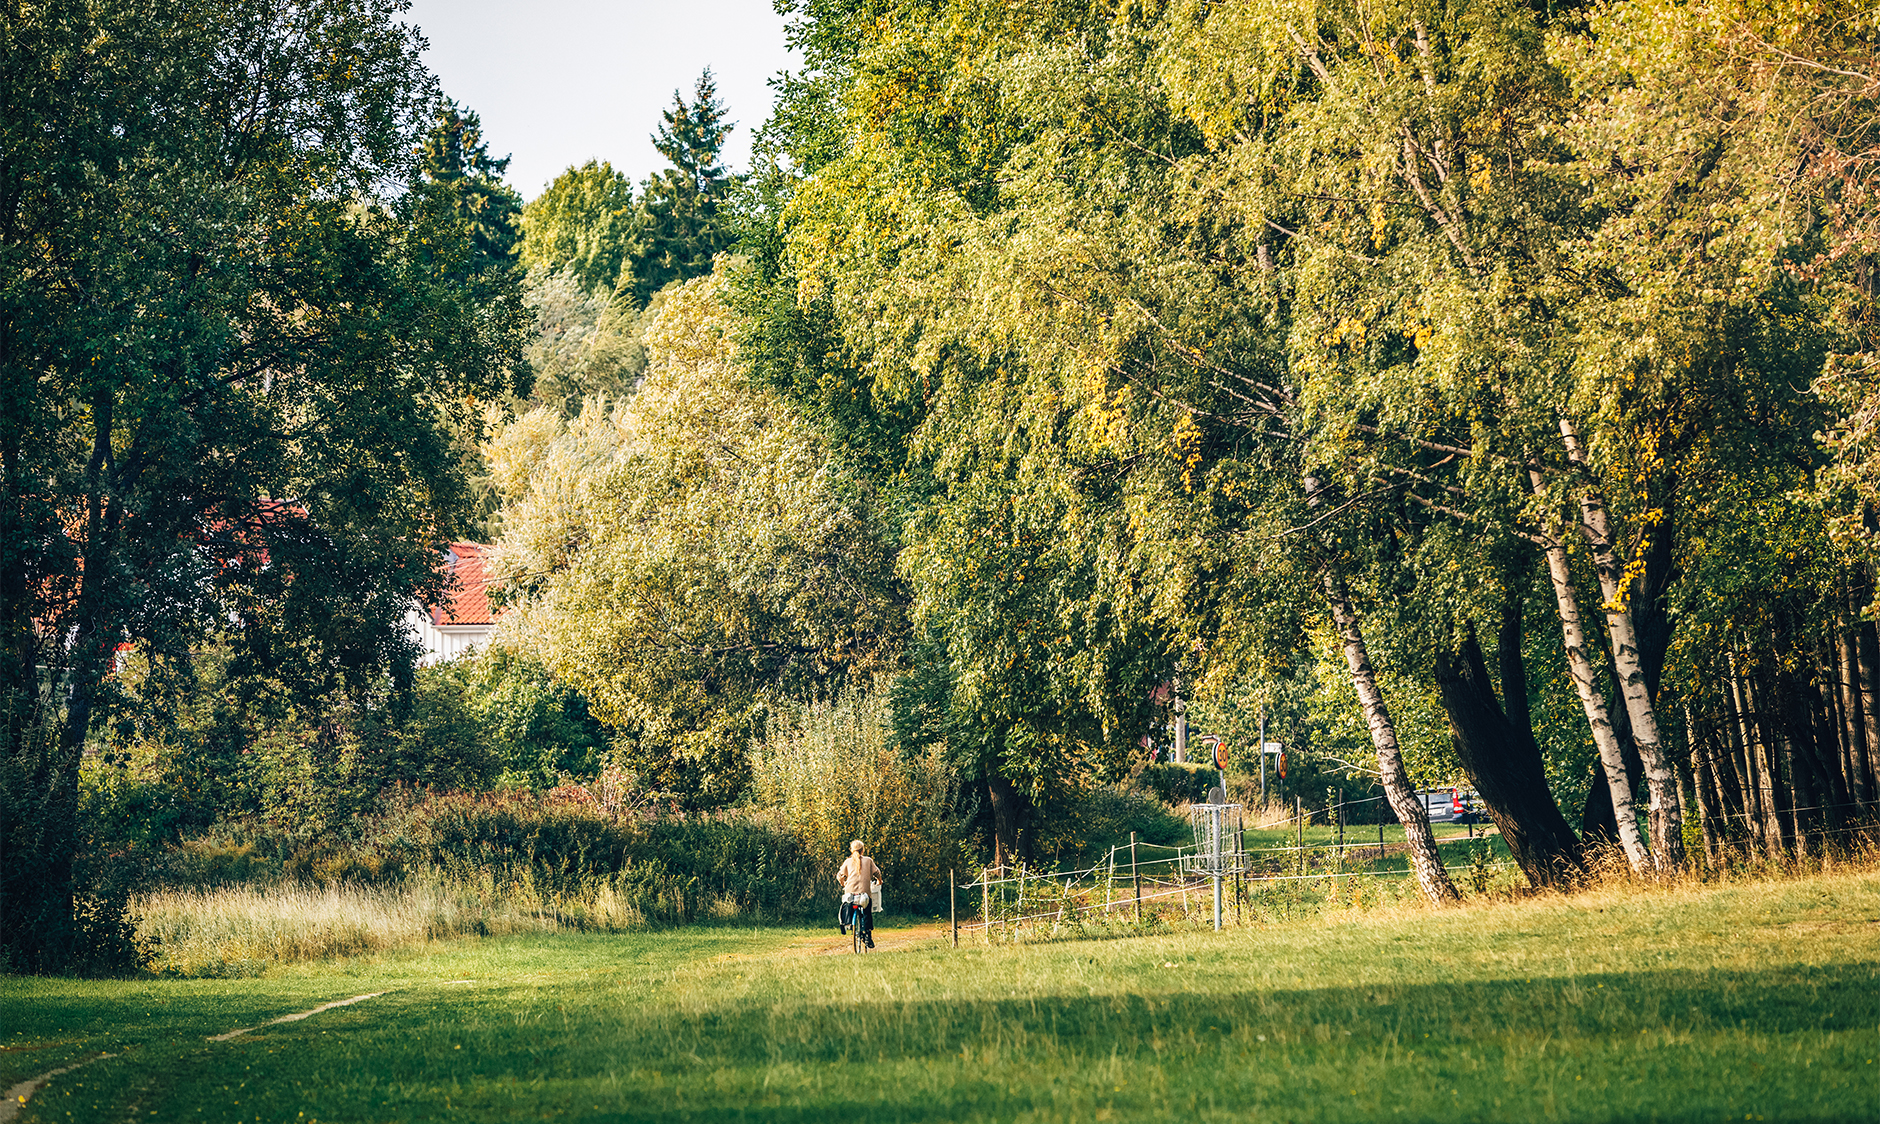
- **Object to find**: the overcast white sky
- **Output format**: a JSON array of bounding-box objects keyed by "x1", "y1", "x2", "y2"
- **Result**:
[{"x1": 405, "y1": 0, "x2": 800, "y2": 201}]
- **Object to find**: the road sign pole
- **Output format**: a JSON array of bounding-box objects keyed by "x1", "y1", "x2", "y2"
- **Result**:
[{"x1": 1258, "y1": 711, "x2": 1267, "y2": 801}]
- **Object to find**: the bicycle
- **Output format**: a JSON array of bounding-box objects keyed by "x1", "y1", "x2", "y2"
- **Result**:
[{"x1": 839, "y1": 898, "x2": 873, "y2": 953}]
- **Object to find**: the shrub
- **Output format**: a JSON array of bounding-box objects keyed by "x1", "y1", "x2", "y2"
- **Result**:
[
  {"x1": 413, "y1": 647, "x2": 610, "y2": 790},
  {"x1": 146, "y1": 780, "x2": 828, "y2": 928},
  {"x1": 1030, "y1": 785, "x2": 1191, "y2": 871},
  {"x1": 750, "y1": 691, "x2": 965, "y2": 908}
]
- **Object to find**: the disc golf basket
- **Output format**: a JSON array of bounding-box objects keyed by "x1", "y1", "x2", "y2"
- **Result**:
[{"x1": 1180, "y1": 798, "x2": 1251, "y2": 930}]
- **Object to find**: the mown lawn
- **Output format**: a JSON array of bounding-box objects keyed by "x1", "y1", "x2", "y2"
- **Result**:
[{"x1": 4, "y1": 868, "x2": 1877, "y2": 1122}]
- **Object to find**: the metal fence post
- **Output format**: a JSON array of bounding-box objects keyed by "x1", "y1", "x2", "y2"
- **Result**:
[
  {"x1": 950, "y1": 868, "x2": 958, "y2": 948},
  {"x1": 1131, "y1": 831, "x2": 1141, "y2": 923},
  {"x1": 1296, "y1": 795, "x2": 1306, "y2": 877},
  {"x1": 1016, "y1": 862, "x2": 1026, "y2": 937},
  {"x1": 1236, "y1": 825, "x2": 1246, "y2": 925},
  {"x1": 982, "y1": 868, "x2": 990, "y2": 946},
  {"x1": 1106, "y1": 847, "x2": 1115, "y2": 913}
]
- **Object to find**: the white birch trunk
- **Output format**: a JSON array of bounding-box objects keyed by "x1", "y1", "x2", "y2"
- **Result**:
[
  {"x1": 1557, "y1": 418, "x2": 1685, "y2": 873},
  {"x1": 1320, "y1": 563, "x2": 1460, "y2": 904},
  {"x1": 1530, "y1": 467, "x2": 1652, "y2": 874}
]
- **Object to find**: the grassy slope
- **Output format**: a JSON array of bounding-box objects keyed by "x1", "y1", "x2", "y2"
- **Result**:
[{"x1": 4, "y1": 870, "x2": 1877, "y2": 1123}]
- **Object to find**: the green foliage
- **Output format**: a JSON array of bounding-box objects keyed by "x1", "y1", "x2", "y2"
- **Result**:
[
  {"x1": 520, "y1": 269, "x2": 648, "y2": 412},
  {"x1": 143, "y1": 787, "x2": 828, "y2": 925},
  {"x1": 519, "y1": 160, "x2": 638, "y2": 294},
  {"x1": 1130, "y1": 764, "x2": 1217, "y2": 808},
  {"x1": 723, "y1": 0, "x2": 1880, "y2": 877},
  {"x1": 487, "y1": 269, "x2": 906, "y2": 806},
  {"x1": 418, "y1": 99, "x2": 524, "y2": 284},
  {"x1": 84, "y1": 640, "x2": 614, "y2": 871},
  {"x1": 88, "y1": 643, "x2": 505, "y2": 847},
  {"x1": 1029, "y1": 783, "x2": 1189, "y2": 870},
  {"x1": 415, "y1": 646, "x2": 611, "y2": 790},
  {"x1": 0, "y1": 0, "x2": 530, "y2": 971},
  {"x1": 630, "y1": 69, "x2": 738, "y2": 304},
  {"x1": 750, "y1": 690, "x2": 965, "y2": 906}
]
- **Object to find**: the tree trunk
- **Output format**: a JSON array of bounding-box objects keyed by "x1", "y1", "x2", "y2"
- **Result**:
[
  {"x1": 1591, "y1": 665, "x2": 1651, "y2": 844},
  {"x1": 1531, "y1": 468, "x2": 1651, "y2": 874},
  {"x1": 1744, "y1": 661, "x2": 1789, "y2": 853},
  {"x1": 1433, "y1": 625, "x2": 1584, "y2": 888},
  {"x1": 1709, "y1": 681, "x2": 1749, "y2": 837},
  {"x1": 1687, "y1": 706, "x2": 1727, "y2": 864},
  {"x1": 1834, "y1": 621, "x2": 1872, "y2": 809},
  {"x1": 1774, "y1": 649, "x2": 1824, "y2": 847},
  {"x1": 1724, "y1": 654, "x2": 1777, "y2": 858},
  {"x1": 1581, "y1": 741, "x2": 1648, "y2": 839},
  {"x1": 1746, "y1": 658, "x2": 1796, "y2": 857},
  {"x1": 1556, "y1": 418, "x2": 1684, "y2": 873},
  {"x1": 1804, "y1": 672, "x2": 1851, "y2": 828},
  {"x1": 1673, "y1": 739, "x2": 1700, "y2": 870},
  {"x1": 985, "y1": 772, "x2": 1026, "y2": 870},
  {"x1": 1321, "y1": 563, "x2": 1459, "y2": 904},
  {"x1": 1857, "y1": 613, "x2": 1880, "y2": 808},
  {"x1": 1817, "y1": 642, "x2": 1854, "y2": 817}
]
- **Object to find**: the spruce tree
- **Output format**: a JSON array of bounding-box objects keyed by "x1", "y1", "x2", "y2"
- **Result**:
[
  {"x1": 420, "y1": 100, "x2": 524, "y2": 280},
  {"x1": 629, "y1": 70, "x2": 734, "y2": 304}
]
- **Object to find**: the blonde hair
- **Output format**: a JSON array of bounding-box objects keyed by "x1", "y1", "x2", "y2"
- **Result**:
[{"x1": 849, "y1": 839, "x2": 865, "y2": 854}]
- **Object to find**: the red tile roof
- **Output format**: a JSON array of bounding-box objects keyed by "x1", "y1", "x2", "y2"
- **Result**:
[{"x1": 429, "y1": 542, "x2": 496, "y2": 626}]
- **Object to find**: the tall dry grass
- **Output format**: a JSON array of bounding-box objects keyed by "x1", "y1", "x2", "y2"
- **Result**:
[
  {"x1": 132, "y1": 866, "x2": 770, "y2": 976},
  {"x1": 135, "y1": 881, "x2": 519, "y2": 976},
  {"x1": 750, "y1": 691, "x2": 964, "y2": 903}
]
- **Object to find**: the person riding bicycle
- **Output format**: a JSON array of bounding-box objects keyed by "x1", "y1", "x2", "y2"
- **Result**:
[{"x1": 836, "y1": 839, "x2": 881, "y2": 948}]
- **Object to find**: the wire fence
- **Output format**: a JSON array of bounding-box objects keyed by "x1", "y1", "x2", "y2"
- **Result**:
[
  {"x1": 944, "y1": 799, "x2": 1880, "y2": 944},
  {"x1": 954, "y1": 813, "x2": 1515, "y2": 941},
  {"x1": 1688, "y1": 800, "x2": 1880, "y2": 863},
  {"x1": 1694, "y1": 796, "x2": 1878, "y2": 830}
]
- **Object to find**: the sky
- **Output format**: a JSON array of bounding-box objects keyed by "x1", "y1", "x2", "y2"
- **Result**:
[{"x1": 404, "y1": 0, "x2": 801, "y2": 202}]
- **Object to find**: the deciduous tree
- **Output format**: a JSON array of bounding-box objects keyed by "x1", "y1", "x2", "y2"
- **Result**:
[
  {"x1": 0, "y1": 0, "x2": 528, "y2": 971},
  {"x1": 487, "y1": 269, "x2": 905, "y2": 804}
]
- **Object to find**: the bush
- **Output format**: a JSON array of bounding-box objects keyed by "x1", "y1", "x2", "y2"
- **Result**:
[
  {"x1": 82, "y1": 643, "x2": 612, "y2": 867},
  {"x1": 750, "y1": 691, "x2": 966, "y2": 908},
  {"x1": 146, "y1": 780, "x2": 829, "y2": 927},
  {"x1": 413, "y1": 647, "x2": 610, "y2": 790},
  {"x1": 1030, "y1": 785, "x2": 1191, "y2": 871}
]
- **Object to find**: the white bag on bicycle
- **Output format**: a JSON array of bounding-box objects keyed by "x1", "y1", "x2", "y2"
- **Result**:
[{"x1": 870, "y1": 880, "x2": 883, "y2": 914}]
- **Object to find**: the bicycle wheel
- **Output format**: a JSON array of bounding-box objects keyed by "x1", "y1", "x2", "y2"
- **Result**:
[{"x1": 853, "y1": 925, "x2": 866, "y2": 954}]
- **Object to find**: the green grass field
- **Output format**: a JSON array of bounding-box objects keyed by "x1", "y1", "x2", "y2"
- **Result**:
[{"x1": 5, "y1": 868, "x2": 1878, "y2": 1122}]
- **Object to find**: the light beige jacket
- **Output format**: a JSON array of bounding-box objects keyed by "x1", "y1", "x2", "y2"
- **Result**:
[{"x1": 838, "y1": 855, "x2": 881, "y2": 895}]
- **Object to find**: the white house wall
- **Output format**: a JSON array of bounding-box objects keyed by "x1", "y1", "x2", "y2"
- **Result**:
[{"x1": 403, "y1": 607, "x2": 494, "y2": 665}]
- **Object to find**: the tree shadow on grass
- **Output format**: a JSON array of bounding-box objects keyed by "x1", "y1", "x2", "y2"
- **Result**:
[{"x1": 299, "y1": 961, "x2": 1880, "y2": 1123}]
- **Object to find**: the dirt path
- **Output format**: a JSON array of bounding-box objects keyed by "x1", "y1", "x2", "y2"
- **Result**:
[
  {"x1": 786, "y1": 921, "x2": 953, "y2": 956},
  {"x1": 0, "y1": 990, "x2": 409, "y2": 1122},
  {"x1": 206, "y1": 990, "x2": 391, "y2": 1042},
  {"x1": 0, "y1": 1055, "x2": 113, "y2": 1124}
]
